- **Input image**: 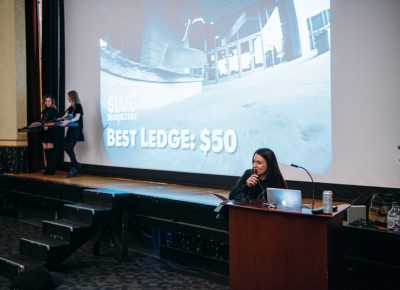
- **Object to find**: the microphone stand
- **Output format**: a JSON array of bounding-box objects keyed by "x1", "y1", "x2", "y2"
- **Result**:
[{"x1": 291, "y1": 164, "x2": 315, "y2": 210}]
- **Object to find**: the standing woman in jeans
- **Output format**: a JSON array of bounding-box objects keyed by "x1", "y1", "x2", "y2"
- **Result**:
[{"x1": 61, "y1": 90, "x2": 84, "y2": 177}]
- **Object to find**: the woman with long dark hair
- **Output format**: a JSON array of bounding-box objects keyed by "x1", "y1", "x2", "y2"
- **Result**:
[
  {"x1": 229, "y1": 148, "x2": 287, "y2": 201},
  {"x1": 41, "y1": 95, "x2": 59, "y2": 175},
  {"x1": 61, "y1": 90, "x2": 84, "y2": 177}
]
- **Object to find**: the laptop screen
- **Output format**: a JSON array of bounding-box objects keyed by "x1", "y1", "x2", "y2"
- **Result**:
[{"x1": 266, "y1": 188, "x2": 302, "y2": 209}]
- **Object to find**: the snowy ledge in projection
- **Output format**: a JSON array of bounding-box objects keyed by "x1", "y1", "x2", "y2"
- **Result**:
[{"x1": 100, "y1": 39, "x2": 331, "y2": 176}]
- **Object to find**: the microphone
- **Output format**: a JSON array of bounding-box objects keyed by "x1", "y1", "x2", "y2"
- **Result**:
[
  {"x1": 291, "y1": 164, "x2": 315, "y2": 211},
  {"x1": 253, "y1": 168, "x2": 266, "y2": 200}
]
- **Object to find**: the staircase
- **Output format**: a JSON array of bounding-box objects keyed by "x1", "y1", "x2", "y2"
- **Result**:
[{"x1": 0, "y1": 188, "x2": 129, "y2": 278}]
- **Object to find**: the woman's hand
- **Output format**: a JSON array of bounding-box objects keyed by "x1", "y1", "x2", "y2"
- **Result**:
[
  {"x1": 246, "y1": 174, "x2": 259, "y2": 187},
  {"x1": 61, "y1": 120, "x2": 70, "y2": 127}
]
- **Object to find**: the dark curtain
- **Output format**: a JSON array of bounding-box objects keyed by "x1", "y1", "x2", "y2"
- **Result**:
[
  {"x1": 41, "y1": 0, "x2": 65, "y2": 170},
  {"x1": 25, "y1": 0, "x2": 42, "y2": 172}
]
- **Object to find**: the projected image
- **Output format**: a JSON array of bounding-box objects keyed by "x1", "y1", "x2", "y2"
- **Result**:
[{"x1": 99, "y1": 0, "x2": 331, "y2": 176}]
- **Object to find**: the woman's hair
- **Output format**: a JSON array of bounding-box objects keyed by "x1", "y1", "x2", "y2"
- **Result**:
[
  {"x1": 253, "y1": 148, "x2": 287, "y2": 188},
  {"x1": 42, "y1": 95, "x2": 57, "y2": 110},
  {"x1": 67, "y1": 90, "x2": 81, "y2": 107}
]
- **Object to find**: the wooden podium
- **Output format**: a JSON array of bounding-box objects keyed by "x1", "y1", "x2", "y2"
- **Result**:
[{"x1": 224, "y1": 200, "x2": 349, "y2": 290}]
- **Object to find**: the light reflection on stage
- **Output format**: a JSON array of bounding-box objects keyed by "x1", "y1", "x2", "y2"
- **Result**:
[{"x1": 6, "y1": 172, "x2": 229, "y2": 206}]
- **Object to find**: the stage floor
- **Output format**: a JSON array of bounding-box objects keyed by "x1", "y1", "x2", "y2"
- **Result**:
[
  {"x1": 4, "y1": 172, "x2": 333, "y2": 209},
  {"x1": 5, "y1": 172, "x2": 230, "y2": 206}
]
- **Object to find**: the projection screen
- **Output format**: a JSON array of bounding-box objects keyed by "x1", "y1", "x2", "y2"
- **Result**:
[{"x1": 64, "y1": 0, "x2": 400, "y2": 189}]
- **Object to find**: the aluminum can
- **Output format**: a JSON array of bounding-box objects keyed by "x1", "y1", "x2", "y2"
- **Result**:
[{"x1": 322, "y1": 190, "x2": 333, "y2": 214}]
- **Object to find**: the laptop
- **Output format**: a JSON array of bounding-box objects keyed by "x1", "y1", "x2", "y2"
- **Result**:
[{"x1": 266, "y1": 187, "x2": 302, "y2": 209}]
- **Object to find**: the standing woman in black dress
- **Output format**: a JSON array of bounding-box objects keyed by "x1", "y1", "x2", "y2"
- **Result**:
[
  {"x1": 61, "y1": 90, "x2": 84, "y2": 177},
  {"x1": 41, "y1": 95, "x2": 59, "y2": 175}
]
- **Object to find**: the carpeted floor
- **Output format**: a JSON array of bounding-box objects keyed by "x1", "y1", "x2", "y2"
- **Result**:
[{"x1": 0, "y1": 215, "x2": 229, "y2": 289}]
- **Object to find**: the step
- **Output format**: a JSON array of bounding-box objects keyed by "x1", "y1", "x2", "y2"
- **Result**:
[
  {"x1": 83, "y1": 188, "x2": 129, "y2": 208},
  {"x1": 42, "y1": 218, "x2": 92, "y2": 243},
  {"x1": 0, "y1": 254, "x2": 44, "y2": 278},
  {"x1": 19, "y1": 236, "x2": 70, "y2": 265},
  {"x1": 63, "y1": 203, "x2": 112, "y2": 226}
]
